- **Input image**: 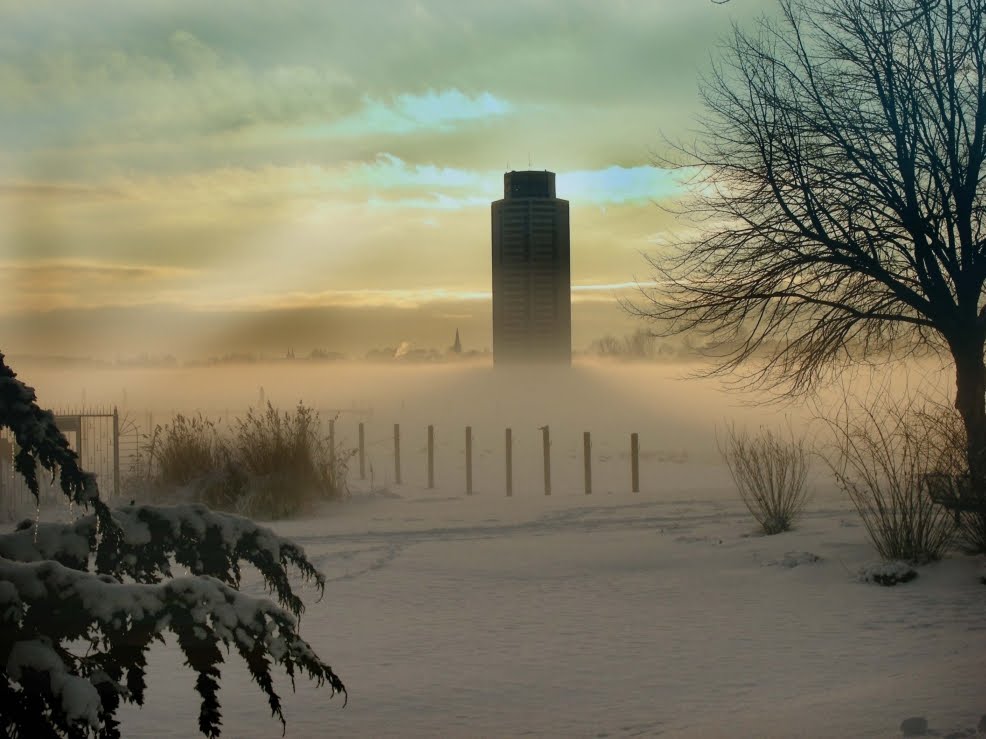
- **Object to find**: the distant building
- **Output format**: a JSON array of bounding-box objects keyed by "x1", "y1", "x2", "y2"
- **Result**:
[
  {"x1": 491, "y1": 170, "x2": 571, "y2": 364},
  {"x1": 452, "y1": 328, "x2": 462, "y2": 354}
]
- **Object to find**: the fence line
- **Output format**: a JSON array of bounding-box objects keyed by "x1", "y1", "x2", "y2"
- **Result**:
[{"x1": 339, "y1": 420, "x2": 643, "y2": 496}]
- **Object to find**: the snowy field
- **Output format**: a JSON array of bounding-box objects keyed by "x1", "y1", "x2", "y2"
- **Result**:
[
  {"x1": 17, "y1": 359, "x2": 986, "y2": 737},
  {"x1": 112, "y1": 483, "x2": 986, "y2": 738}
]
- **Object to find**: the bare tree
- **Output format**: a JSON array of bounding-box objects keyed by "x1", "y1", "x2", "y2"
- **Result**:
[{"x1": 635, "y1": 0, "x2": 986, "y2": 484}]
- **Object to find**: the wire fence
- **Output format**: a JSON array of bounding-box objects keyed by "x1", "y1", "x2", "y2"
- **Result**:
[{"x1": 1, "y1": 407, "x2": 127, "y2": 520}]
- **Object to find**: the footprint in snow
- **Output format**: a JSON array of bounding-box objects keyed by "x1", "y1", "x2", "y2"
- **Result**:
[{"x1": 761, "y1": 551, "x2": 822, "y2": 568}]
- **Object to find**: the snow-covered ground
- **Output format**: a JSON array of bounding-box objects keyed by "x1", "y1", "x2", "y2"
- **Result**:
[
  {"x1": 20, "y1": 359, "x2": 986, "y2": 737},
  {"x1": 110, "y1": 479, "x2": 985, "y2": 738}
]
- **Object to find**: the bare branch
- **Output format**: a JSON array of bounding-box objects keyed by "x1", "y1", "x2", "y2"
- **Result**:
[{"x1": 637, "y1": 0, "x2": 986, "y2": 397}]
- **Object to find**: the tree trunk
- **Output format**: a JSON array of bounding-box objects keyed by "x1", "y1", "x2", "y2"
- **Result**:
[{"x1": 951, "y1": 335, "x2": 986, "y2": 490}]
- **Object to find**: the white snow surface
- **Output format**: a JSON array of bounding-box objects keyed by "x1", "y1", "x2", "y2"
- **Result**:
[{"x1": 115, "y1": 481, "x2": 986, "y2": 739}]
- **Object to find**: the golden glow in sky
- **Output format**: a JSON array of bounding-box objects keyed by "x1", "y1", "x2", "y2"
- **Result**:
[{"x1": 0, "y1": 0, "x2": 775, "y2": 359}]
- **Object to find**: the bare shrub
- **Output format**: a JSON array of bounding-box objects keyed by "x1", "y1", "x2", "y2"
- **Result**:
[
  {"x1": 912, "y1": 403, "x2": 986, "y2": 554},
  {"x1": 718, "y1": 425, "x2": 810, "y2": 535},
  {"x1": 957, "y1": 497, "x2": 986, "y2": 554},
  {"x1": 824, "y1": 398, "x2": 955, "y2": 563}
]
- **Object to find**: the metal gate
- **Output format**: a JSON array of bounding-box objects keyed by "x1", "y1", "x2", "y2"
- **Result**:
[{"x1": 0, "y1": 406, "x2": 123, "y2": 520}]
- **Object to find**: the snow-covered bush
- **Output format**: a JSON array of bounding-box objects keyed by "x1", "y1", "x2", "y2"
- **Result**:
[
  {"x1": 825, "y1": 397, "x2": 955, "y2": 563},
  {"x1": 0, "y1": 352, "x2": 345, "y2": 737},
  {"x1": 718, "y1": 425, "x2": 810, "y2": 535}
]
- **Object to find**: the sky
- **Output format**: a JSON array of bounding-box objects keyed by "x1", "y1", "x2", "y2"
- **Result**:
[{"x1": 0, "y1": 0, "x2": 777, "y2": 360}]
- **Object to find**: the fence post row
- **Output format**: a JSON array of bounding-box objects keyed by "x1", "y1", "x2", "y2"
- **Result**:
[{"x1": 331, "y1": 422, "x2": 642, "y2": 496}]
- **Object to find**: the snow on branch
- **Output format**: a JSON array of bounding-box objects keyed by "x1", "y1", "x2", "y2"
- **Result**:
[
  {"x1": 0, "y1": 504, "x2": 325, "y2": 616},
  {"x1": 0, "y1": 556, "x2": 345, "y2": 738}
]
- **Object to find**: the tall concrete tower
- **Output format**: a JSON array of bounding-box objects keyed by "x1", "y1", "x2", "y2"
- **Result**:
[{"x1": 491, "y1": 170, "x2": 571, "y2": 364}]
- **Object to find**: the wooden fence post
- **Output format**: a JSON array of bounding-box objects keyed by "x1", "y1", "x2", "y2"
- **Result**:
[
  {"x1": 112, "y1": 407, "x2": 121, "y2": 498},
  {"x1": 358, "y1": 422, "x2": 366, "y2": 480},
  {"x1": 465, "y1": 426, "x2": 473, "y2": 495},
  {"x1": 631, "y1": 432, "x2": 640, "y2": 493},
  {"x1": 505, "y1": 428, "x2": 513, "y2": 497},
  {"x1": 584, "y1": 431, "x2": 592, "y2": 495},
  {"x1": 427, "y1": 424, "x2": 435, "y2": 489},
  {"x1": 542, "y1": 426, "x2": 551, "y2": 496},
  {"x1": 394, "y1": 423, "x2": 401, "y2": 485}
]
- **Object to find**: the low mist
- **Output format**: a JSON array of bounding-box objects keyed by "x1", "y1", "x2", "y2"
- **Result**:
[{"x1": 15, "y1": 356, "x2": 956, "y2": 504}]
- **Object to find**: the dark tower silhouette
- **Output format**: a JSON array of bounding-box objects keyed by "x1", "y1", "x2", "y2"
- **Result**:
[
  {"x1": 491, "y1": 170, "x2": 571, "y2": 364},
  {"x1": 452, "y1": 328, "x2": 462, "y2": 353}
]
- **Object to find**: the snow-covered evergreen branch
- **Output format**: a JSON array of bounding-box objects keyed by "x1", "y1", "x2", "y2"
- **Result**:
[
  {"x1": 0, "y1": 504, "x2": 325, "y2": 616},
  {"x1": 0, "y1": 557, "x2": 344, "y2": 738},
  {"x1": 0, "y1": 352, "x2": 100, "y2": 510},
  {"x1": 0, "y1": 351, "x2": 346, "y2": 737}
]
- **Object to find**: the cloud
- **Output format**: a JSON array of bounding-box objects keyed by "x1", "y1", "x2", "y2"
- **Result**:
[
  {"x1": 77, "y1": 155, "x2": 683, "y2": 210},
  {"x1": 0, "y1": 182, "x2": 125, "y2": 201},
  {"x1": 0, "y1": 29, "x2": 360, "y2": 162},
  {"x1": 343, "y1": 153, "x2": 489, "y2": 191},
  {"x1": 0, "y1": 0, "x2": 782, "y2": 180},
  {"x1": 0, "y1": 258, "x2": 192, "y2": 280},
  {"x1": 307, "y1": 89, "x2": 513, "y2": 138},
  {"x1": 0, "y1": 277, "x2": 651, "y2": 316},
  {"x1": 571, "y1": 281, "x2": 660, "y2": 304},
  {"x1": 172, "y1": 282, "x2": 653, "y2": 312},
  {"x1": 573, "y1": 281, "x2": 658, "y2": 292},
  {"x1": 203, "y1": 287, "x2": 493, "y2": 312},
  {"x1": 366, "y1": 193, "x2": 492, "y2": 211},
  {"x1": 558, "y1": 167, "x2": 687, "y2": 204},
  {"x1": 0, "y1": 259, "x2": 197, "y2": 313},
  {"x1": 349, "y1": 155, "x2": 685, "y2": 209}
]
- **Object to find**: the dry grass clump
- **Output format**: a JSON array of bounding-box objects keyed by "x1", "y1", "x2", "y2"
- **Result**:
[
  {"x1": 719, "y1": 424, "x2": 810, "y2": 535},
  {"x1": 144, "y1": 404, "x2": 350, "y2": 519},
  {"x1": 231, "y1": 403, "x2": 348, "y2": 519},
  {"x1": 147, "y1": 414, "x2": 224, "y2": 487}
]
